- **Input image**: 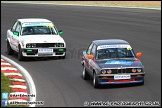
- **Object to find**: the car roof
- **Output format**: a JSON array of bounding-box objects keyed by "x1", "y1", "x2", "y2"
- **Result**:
[
  {"x1": 17, "y1": 18, "x2": 52, "y2": 23},
  {"x1": 93, "y1": 39, "x2": 129, "y2": 46}
]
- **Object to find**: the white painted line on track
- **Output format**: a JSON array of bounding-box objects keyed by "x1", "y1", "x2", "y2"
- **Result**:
[
  {"x1": 4, "y1": 73, "x2": 23, "y2": 76},
  {"x1": 8, "y1": 100, "x2": 28, "y2": 102},
  {"x1": 10, "y1": 78, "x2": 26, "y2": 82},
  {"x1": 1, "y1": 59, "x2": 5, "y2": 62},
  {"x1": 1, "y1": 62, "x2": 12, "y2": 66},
  {"x1": 10, "y1": 85, "x2": 27, "y2": 89},
  {"x1": 1, "y1": 67, "x2": 18, "y2": 71},
  {"x1": 10, "y1": 92, "x2": 28, "y2": 95},
  {"x1": 1, "y1": 55, "x2": 36, "y2": 107}
]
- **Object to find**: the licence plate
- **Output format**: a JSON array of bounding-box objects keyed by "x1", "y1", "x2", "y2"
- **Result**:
[
  {"x1": 114, "y1": 75, "x2": 131, "y2": 80},
  {"x1": 38, "y1": 49, "x2": 53, "y2": 53}
]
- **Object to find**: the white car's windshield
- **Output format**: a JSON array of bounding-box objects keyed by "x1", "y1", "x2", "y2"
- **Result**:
[
  {"x1": 96, "y1": 47, "x2": 135, "y2": 59},
  {"x1": 22, "y1": 26, "x2": 57, "y2": 35}
]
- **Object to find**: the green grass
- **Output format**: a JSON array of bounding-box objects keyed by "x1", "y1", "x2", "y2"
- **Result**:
[
  {"x1": 1, "y1": 72, "x2": 27, "y2": 107},
  {"x1": 1, "y1": 72, "x2": 12, "y2": 96}
]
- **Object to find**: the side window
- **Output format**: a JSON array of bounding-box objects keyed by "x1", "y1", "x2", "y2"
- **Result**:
[
  {"x1": 86, "y1": 42, "x2": 94, "y2": 55},
  {"x1": 11, "y1": 21, "x2": 18, "y2": 32},
  {"x1": 91, "y1": 44, "x2": 96, "y2": 56},
  {"x1": 15, "y1": 23, "x2": 21, "y2": 33}
]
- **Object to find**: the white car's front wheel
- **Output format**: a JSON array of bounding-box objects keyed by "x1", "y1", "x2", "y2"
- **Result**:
[
  {"x1": 18, "y1": 46, "x2": 25, "y2": 61},
  {"x1": 60, "y1": 55, "x2": 65, "y2": 59}
]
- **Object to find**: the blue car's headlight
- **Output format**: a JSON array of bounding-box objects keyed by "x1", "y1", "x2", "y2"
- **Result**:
[
  {"x1": 132, "y1": 68, "x2": 137, "y2": 72},
  {"x1": 107, "y1": 69, "x2": 112, "y2": 74},
  {"x1": 101, "y1": 69, "x2": 112, "y2": 74},
  {"x1": 132, "y1": 68, "x2": 142, "y2": 73},
  {"x1": 137, "y1": 68, "x2": 142, "y2": 72}
]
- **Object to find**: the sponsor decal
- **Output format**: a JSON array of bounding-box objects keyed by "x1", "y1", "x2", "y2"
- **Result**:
[
  {"x1": 97, "y1": 44, "x2": 132, "y2": 50},
  {"x1": 22, "y1": 22, "x2": 53, "y2": 27},
  {"x1": 114, "y1": 74, "x2": 131, "y2": 80},
  {"x1": 105, "y1": 60, "x2": 133, "y2": 65}
]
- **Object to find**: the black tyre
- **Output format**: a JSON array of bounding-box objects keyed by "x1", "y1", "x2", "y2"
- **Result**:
[
  {"x1": 61, "y1": 55, "x2": 66, "y2": 59},
  {"x1": 140, "y1": 78, "x2": 144, "y2": 85},
  {"x1": 18, "y1": 46, "x2": 25, "y2": 61},
  {"x1": 7, "y1": 41, "x2": 14, "y2": 55},
  {"x1": 93, "y1": 72, "x2": 100, "y2": 88},
  {"x1": 83, "y1": 66, "x2": 90, "y2": 80},
  {"x1": 59, "y1": 52, "x2": 66, "y2": 59}
]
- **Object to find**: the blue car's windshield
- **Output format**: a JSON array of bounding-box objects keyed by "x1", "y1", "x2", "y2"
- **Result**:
[{"x1": 96, "y1": 48, "x2": 135, "y2": 59}]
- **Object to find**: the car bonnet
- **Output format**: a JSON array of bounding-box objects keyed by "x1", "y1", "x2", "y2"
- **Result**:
[
  {"x1": 20, "y1": 35, "x2": 65, "y2": 43},
  {"x1": 96, "y1": 58, "x2": 143, "y2": 69}
]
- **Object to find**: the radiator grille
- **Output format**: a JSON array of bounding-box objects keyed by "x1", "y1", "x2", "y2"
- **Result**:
[{"x1": 35, "y1": 43, "x2": 64, "y2": 48}]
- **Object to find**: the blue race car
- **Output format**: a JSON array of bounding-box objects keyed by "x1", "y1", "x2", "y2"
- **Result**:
[{"x1": 81, "y1": 39, "x2": 145, "y2": 88}]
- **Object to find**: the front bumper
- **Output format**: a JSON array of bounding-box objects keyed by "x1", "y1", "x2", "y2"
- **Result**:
[
  {"x1": 21, "y1": 48, "x2": 66, "y2": 57},
  {"x1": 97, "y1": 73, "x2": 145, "y2": 85}
]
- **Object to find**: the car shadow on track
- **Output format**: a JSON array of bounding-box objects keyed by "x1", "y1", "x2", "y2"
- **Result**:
[
  {"x1": 80, "y1": 75, "x2": 144, "y2": 89},
  {"x1": 23, "y1": 57, "x2": 62, "y2": 62},
  {"x1": 7, "y1": 52, "x2": 64, "y2": 62}
]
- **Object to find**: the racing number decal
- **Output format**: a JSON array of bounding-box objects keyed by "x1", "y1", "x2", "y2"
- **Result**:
[
  {"x1": 46, "y1": 25, "x2": 54, "y2": 28},
  {"x1": 127, "y1": 48, "x2": 132, "y2": 50}
]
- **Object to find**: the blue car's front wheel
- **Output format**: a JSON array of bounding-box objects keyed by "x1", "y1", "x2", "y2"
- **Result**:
[
  {"x1": 83, "y1": 66, "x2": 90, "y2": 80},
  {"x1": 93, "y1": 72, "x2": 100, "y2": 88}
]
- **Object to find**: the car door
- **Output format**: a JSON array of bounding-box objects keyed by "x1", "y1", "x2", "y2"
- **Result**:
[
  {"x1": 89, "y1": 44, "x2": 97, "y2": 74},
  {"x1": 13, "y1": 22, "x2": 22, "y2": 51},
  {"x1": 85, "y1": 42, "x2": 94, "y2": 72},
  {"x1": 7, "y1": 21, "x2": 19, "y2": 51}
]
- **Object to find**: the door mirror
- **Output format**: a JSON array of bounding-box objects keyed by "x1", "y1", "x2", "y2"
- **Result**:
[
  {"x1": 13, "y1": 31, "x2": 19, "y2": 36},
  {"x1": 58, "y1": 30, "x2": 63, "y2": 35},
  {"x1": 136, "y1": 52, "x2": 142, "y2": 58},
  {"x1": 87, "y1": 55, "x2": 94, "y2": 59}
]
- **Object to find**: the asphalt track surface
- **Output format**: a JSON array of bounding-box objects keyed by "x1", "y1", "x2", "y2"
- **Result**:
[{"x1": 1, "y1": 3, "x2": 161, "y2": 107}]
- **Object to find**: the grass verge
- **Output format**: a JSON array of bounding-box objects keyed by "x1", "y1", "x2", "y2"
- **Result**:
[{"x1": 1, "y1": 72, "x2": 27, "y2": 107}]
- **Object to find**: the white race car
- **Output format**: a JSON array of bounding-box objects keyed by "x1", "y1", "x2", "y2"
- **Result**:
[{"x1": 6, "y1": 18, "x2": 66, "y2": 61}]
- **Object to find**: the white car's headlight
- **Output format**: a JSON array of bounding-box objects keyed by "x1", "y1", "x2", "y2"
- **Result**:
[
  {"x1": 61, "y1": 43, "x2": 64, "y2": 47},
  {"x1": 54, "y1": 43, "x2": 64, "y2": 47},
  {"x1": 26, "y1": 43, "x2": 36, "y2": 48}
]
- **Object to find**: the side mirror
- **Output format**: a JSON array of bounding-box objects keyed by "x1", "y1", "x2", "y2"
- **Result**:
[
  {"x1": 83, "y1": 50, "x2": 86, "y2": 53},
  {"x1": 87, "y1": 55, "x2": 94, "y2": 59},
  {"x1": 13, "y1": 31, "x2": 19, "y2": 36},
  {"x1": 136, "y1": 52, "x2": 142, "y2": 58},
  {"x1": 58, "y1": 30, "x2": 63, "y2": 35}
]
